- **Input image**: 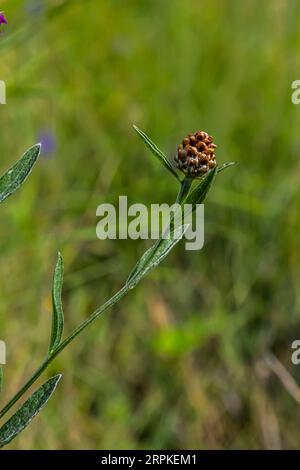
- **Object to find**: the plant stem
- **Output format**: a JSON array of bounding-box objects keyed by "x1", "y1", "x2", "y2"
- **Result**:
[
  {"x1": 176, "y1": 176, "x2": 193, "y2": 204},
  {"x1": 0, "y1": 177, "x2": 194, "y2": 422},
  {"x1": 0, "y1": 284, "x2": 128, "y2": 420}
]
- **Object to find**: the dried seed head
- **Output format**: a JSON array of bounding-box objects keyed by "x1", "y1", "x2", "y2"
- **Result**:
[{"x1": 174, "y1": 131, "x2": 217, "y2": 177}]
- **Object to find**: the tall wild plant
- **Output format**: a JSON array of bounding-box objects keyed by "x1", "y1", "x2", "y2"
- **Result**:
[{"x1": 0, "y1": 127, "x2": 233, "y2": 447}]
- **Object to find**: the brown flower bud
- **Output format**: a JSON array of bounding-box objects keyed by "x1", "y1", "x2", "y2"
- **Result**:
[{"x1": 174, "y1": 131, "x2": 217, "y2": 177}]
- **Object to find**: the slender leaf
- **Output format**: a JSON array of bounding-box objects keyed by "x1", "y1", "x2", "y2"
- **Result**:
[
  {"x1": 217, "y1": 161, "x2": 236, "y2": 173},
  {"x1": 49, "y1": 253, "x2": 64, "y2": 356},
  {"x1": 0, "y1": 367, "x2": 3, "y2": 394},
  {"x1": 127, "y1": 225, "x2": 189, "y2": 287},
  {"x1": 128, "y1": 164, "x2": 232, "y2": 286},
  {"x1": 0, "y1": 144, "x2": 41, "y2": 204},
  {"x1": 133, "y1": 125, "x2": 180, "y2": 181},
  {"x1": 127, "y1": 169, "x2": 220, "y2": 286},
  {"x1": 176, "y1": 177, "x2": 193, "y2": 204},
  {"x1": 0, "y1": 375, "x2": 62, "y2": 448},
  {"x1": 184, "y1": 167, "x2": 217, "y2": 208},
  {"x1": 126, "y1": 244, "x2": 156, "y2": 285}
]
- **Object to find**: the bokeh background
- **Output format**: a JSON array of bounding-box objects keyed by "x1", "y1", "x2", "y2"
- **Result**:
[{"x1": 1, "y1": 0, "x2": 300, "y2": 450}]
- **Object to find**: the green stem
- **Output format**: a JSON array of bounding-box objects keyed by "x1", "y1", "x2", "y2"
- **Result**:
[
  {"x1": 176, "y1": 176, "x2": 192, "y2": 204},
  {"x1": 0, "y1": 284, "x2": 128, "y2": 420},
  {"x1": 0, "y1": 178, "x2": 194, "y2": 422},
  {"x1": 167, "y1": 176, "x2": 192, "y2": 234}
]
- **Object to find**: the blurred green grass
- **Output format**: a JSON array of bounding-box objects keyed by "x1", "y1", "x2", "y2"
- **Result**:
[{"x1": 1, "y1": 0, "x2": 300, "y2": 449}]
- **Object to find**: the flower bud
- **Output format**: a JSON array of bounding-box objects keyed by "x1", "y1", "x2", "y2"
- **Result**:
[{"x1": 175, "y1": 131, "x2": 217, "y2": 177}]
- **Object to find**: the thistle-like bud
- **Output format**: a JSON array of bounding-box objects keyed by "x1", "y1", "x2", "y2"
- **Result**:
[{"x1": 174, "y1": 131, "x2": 217, "y2": 177}]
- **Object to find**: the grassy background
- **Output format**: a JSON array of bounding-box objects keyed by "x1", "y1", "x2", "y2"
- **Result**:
[{"x1": 1, "y1": 0, "x2": 300, "y2": 449}]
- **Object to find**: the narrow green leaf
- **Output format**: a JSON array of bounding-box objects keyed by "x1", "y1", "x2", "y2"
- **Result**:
[
  {"x1": 217, "y1": 161, "x2": 236, "y2": 173},
  {"x1": 128, "y1": 161, "x2": 234, "y2": 286},
  {"x1": 128, "y1": 164, "x2": 231, "y2": 286},
  {"x1": 126, "y1": 244, "x2": 156, "y2": 285},
  {"x1": 133, "y1": 125, "x2": 180, "y2": 181},
  {"x1": 0, "y1": 367, "x2": 3, "y2": 394},
  {"x1": 184, "y1": 167, "x2": 217, "y2": 208},
  {"x1": 176, "y1": 177, "x2": 193, "y2": 204},
  {"x1": 0, "y1": 375, "x2": 62, "y2": 448},
  {"x1": 49, "y1": 253, "x2": 65, "y2": 356},
  {"x1": 145, "y1": 225, "x2": 189, "y2": 270},
  {"x1": 0, "y1": 144, "x2": 41, "y2": 204},
  {"x1": 127, "y1": 225, "x2": 189, "y2": 287}
]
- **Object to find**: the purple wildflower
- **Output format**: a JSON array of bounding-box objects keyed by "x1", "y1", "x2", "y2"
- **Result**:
[
  {"x1": 38, "y1": 130, "x2": 56, "y2": 157},
  {"x1": 0, "y1": 12, "x2": 7, "y2": 25}
]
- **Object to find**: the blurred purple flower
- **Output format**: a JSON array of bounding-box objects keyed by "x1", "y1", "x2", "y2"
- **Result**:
[
  {"x1": 38, "y1": 130, "x2": 56, "y2": 157},
  {"x1": 0, "y1": 12, "x2": 7, "y2": 25}
]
